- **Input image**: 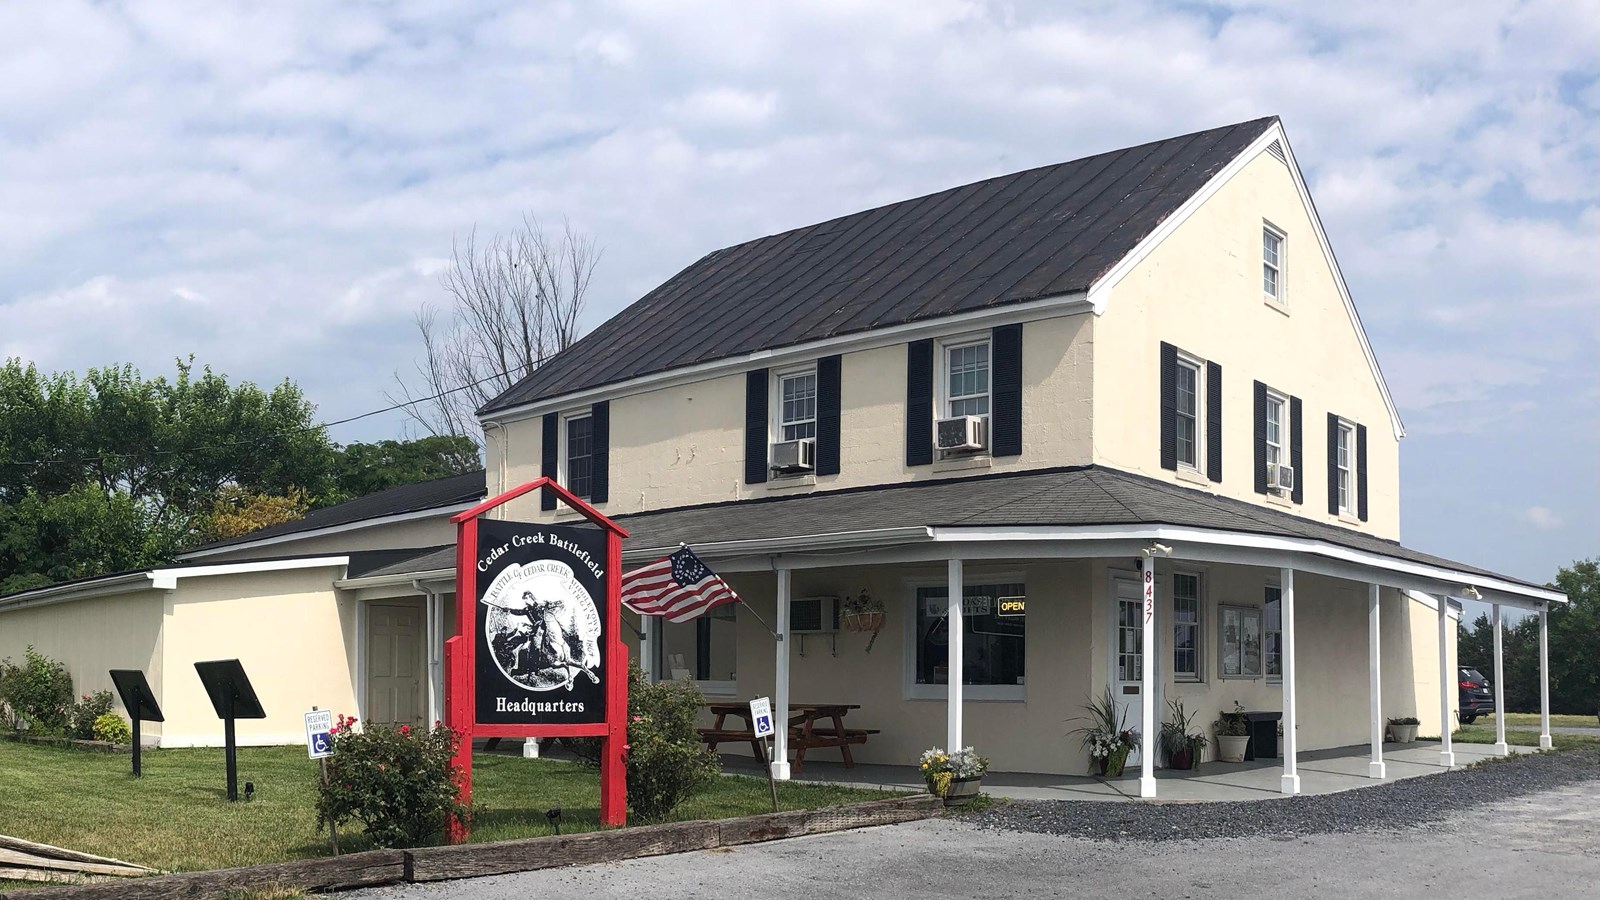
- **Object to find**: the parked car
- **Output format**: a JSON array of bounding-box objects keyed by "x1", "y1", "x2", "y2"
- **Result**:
[{"x1": 1459, "y1": 666, "x2": 1495, "y2": 724}]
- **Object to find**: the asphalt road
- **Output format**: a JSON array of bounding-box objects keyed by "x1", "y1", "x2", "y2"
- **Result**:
[{"x1": 354, "y1": 777, "x2": 1600, "y2": 900}]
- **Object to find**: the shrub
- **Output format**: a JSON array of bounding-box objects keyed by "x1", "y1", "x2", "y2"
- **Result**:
[
  {"x1": 0, "y1": 647, "x2": 74, "y2": 734},
  {"x1": 315, "y1": 716, "x2": 469, "y2": 848},
  {"x1": 562, "y1": 663, "x2": 721, "y2": 821},
  {"x1": 93, "y1": 711, "x2": 133, "y2": 745},
  {"x1": 70, "y1": 690, "x2": 116, "y2": 740}
]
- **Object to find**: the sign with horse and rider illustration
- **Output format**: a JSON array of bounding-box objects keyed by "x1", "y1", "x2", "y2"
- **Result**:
[
  {"x1": 447, "y1": 478, "x2": 629, "y2": 835},
  {"x1": 473, "y1": 518, "x2": 607, "y2": 725}
]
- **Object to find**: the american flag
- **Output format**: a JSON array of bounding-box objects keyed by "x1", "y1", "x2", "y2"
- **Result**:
[{"x1": 621, "y1": 546, "x2": 740, "y2": 623}]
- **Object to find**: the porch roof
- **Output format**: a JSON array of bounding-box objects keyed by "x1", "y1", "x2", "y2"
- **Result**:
[{"x1": 352, "y1": 466, "x2": 1560, "y2": 605}]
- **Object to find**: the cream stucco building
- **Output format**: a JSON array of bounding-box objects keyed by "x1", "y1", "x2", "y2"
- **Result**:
[{"x1": 0, "y1": 117, "x2": 1563, "y2": 798}]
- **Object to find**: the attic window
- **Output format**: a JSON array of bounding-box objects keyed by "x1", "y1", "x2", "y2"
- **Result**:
[{"x1": 1263, "y1": 223, "x2": 1286, "y2": 304}]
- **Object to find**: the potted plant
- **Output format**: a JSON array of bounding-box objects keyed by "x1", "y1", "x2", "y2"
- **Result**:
[
  {"x1": 1159, "y1": 699, "x2": 1209, "y2": 770},
  {"x1": 840, "y1": 588, "x2": 887, "y2": 651},
  {"x1": 1068, "y1": 688, "x2": 1139, "y2": 777},
  {"x1": 919, "y1": 746, "x2": 989, "y2": 806},
  {"x1": 1388, "y1": 716, "x2": 1420, "y2": 743},
  {"x1": 1213, "y1": 702, "x2": 1250, "y2": 763}
]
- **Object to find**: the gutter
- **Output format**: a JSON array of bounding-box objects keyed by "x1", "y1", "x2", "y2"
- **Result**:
[{"x1": 0, "y1": 556, "x2": 352, "y2": 615}]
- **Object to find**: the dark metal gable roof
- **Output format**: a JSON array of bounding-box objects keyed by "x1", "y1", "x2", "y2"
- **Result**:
[
  {"x1": 481, "y1": 117, "x2": 1279, "y2": 414},
  {"x1": 186, "y1": 470, "x2": 486, "y2": 553}
]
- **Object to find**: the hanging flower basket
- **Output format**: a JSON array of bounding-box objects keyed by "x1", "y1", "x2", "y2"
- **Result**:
[{"x1": 842, "y1": 611, "x2": 885, "y2": 633}]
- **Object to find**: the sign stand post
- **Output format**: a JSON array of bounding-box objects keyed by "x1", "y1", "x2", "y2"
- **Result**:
[
  {"x1": 749, "y1": 696, "x2": 779, "y2": 812},
  {"x1": 193, "y1": 660, "x2": 266, "y2": 803},
  {"x1": 304, "y1": 708, "x2": 338, "y2": 854},
  {"x1": 445, "y1": 477, "x2": 631, "y2": 841},
  {"x1": 109, "y1": 669, "x2": 163, "y2": 778}
]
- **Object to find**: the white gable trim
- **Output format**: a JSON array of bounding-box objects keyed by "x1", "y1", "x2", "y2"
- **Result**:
[
  {"x1": 1085, "y1": 120, "x2": 1406, "y2": 440},
  {"x1": 0, "y1": 556, "x2": 351, "y2": 614}
]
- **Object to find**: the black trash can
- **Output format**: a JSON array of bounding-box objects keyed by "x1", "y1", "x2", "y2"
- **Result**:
[{"x1": 1243, "y1": 711, "x2": 1282, "y2": 761}]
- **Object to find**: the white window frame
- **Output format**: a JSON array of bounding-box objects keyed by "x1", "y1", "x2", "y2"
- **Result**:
[
  {"x1": 1174, "y1": 352, "x2": 1204, "y2": 471},
  {"x1": 771, "y1": 364, "x2": 819, "y2": 446},
  {"x1": 1265, "y1": 389, "x2": 1288, "y2": 490},
  {"x1": 558, "y1": 410, "x2": 594, "y2": 501},
  {"x1": 1336, "y1": 418, "x2": 1356, "y2": 514},
  {"x1": 901, "y1": 571, "x2": 1026, "y2": 703},
  {"x1": 936, "y1": 334, "x2": 992, "y2": 423},
  {"x1": 654, "y1": 611, "x2": 738, "y2": 697},
  {"x1": 1171, "y1": 570, "x2": 1204, "y2": 682},
  {"x1": 1218, "y1": 604, "x2": 1263, "y2": 679},
  {"x1": 1263, "y1": 221, "x2": 1286, "y2": 304}
]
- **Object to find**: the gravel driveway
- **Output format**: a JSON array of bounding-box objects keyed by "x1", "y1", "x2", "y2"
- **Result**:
[{"x1": 352, "y1": 750, "x2": 1600, "y2": 900}]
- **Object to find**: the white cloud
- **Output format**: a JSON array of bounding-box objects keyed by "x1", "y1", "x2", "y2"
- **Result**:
[
  {"x1": 0, "y1": 0, "x2": 1594, "y2": 579},
  {"x1": 1521, "y1": 506, "x2": 1565, "y2": 531}
]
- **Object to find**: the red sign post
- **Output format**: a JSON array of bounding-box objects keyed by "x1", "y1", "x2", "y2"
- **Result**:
[{"x1": 446, "y1": 478, "x2": 629, "y2": 838}]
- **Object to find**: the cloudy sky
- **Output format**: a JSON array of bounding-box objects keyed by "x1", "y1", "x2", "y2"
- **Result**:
[{"x1": 1, "y1": 0, "x2": 1594, "y2": 588}]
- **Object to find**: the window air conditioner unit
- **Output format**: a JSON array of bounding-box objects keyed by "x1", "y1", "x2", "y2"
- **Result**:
[
  {"x1": 789, "y1": 596, "x2": 838, "y2": 634},
  {"x1": 771, "y1": 438, "x2": 815, "y2": 474},
  {"x1": 935, "y1": 415, "x2": 987, "y2": 452},
  {"x1": 1269, "y1": 464, "x2": 1296, "y2": 493}
]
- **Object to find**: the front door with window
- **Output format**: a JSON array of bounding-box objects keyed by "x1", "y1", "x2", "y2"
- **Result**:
[
  {"x1": 1110, "y1": 577, "x2": 1150, "y2": 766},
  {"x1": 367, "y1": 602, "x2": 424, "y2": 726}
]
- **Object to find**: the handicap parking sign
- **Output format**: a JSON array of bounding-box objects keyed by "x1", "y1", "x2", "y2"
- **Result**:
[
  {"x1": 749, "y1": 697, "x2": 775, "y2": 739},
  {"x1": 304, "y1": 709, "x2": 334, "y2": 759}
]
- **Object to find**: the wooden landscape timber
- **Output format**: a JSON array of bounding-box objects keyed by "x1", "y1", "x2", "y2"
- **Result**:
[
  {"x1": 1, "y1": 795, "x2": 943, "y2": 899},
  {"x1": 0, "y1": 835, "x2": 152, "y2": 884}
]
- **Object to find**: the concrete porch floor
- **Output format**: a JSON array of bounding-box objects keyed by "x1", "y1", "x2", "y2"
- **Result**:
[{"x1": 722, "y1": 741, "x2": 1537, "y2": 801}]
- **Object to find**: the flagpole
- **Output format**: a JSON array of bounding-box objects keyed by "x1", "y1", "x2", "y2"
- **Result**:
[{"x1": 740, "y1": 602, "x2": 778, "y2": 639}]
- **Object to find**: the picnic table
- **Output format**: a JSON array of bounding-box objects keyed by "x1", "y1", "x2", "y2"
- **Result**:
[{"x1": 698, "y1": 702, "x2": 878, "y2": 773}]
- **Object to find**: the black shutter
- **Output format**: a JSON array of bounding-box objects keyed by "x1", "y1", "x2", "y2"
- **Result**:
[
  {"x1": 1357, "y1": 424, "x2": 1369, "y2": 522},
  {"x1": 540, "y1": 412, "x2": 558, "y2": 511},
  {"x1": 992, "y1": 324, "x2": 1023, "y2": 457},
  {"x1": 906, "y1": 340, "x2": 934, "y2": 466},
  {"x1": 1252, "y1": 381, "x2": 1268, "y2": 494},
  {"x1": 590, "y1": 401, "x2": 609, "y2": 504},
  {"x1": 816, "y1": 355, "x2": 842, "y2": 476},
  {"x1": 1289, "y1": 396, "x2": 1304, "y2": 504},
  {"x1": 1327, "y1": 413, "x2": 1340, "y2": 516},
  {"x1": 1159, "y1": 342, "x2": 1177, "y2": 471},
  {"x1": 1206, "y1": 361, "x2": 1222, "y2": 482},
  {"x1": 744, "y1": 369, "x2": 769, "y2": 485}
]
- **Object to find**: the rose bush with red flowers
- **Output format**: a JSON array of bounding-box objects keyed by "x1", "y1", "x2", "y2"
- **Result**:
[{"x1": 314, "y1": 715, "x2": 469, "y2": 848}]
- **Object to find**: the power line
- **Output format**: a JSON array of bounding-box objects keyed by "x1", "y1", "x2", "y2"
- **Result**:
[{"x1": 5, "y1": 367, "x2": 520, "y2": 470}]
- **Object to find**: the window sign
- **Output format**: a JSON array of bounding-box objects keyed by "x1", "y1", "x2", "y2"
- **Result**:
[{"x1": 915, "y1": 583, "x2": 1025, "y2": 687}]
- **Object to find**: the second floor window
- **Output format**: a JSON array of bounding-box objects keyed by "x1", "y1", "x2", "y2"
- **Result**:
[
  {"x1": 944, "y1": 340, "x2": 990, "y2": 419},
  {"x1": 1174, "y1": 358, "x2": 1200, "y2": 468},
  {"x1": 778, "y1": 370, "x2": 817, "y2": 441},
  {"x1": 564, "y1": 413, "x2": 594, "y2": 500},
  {"x1": 1265, "y1": 392, "x2": 1285, "y2": 471},
  {"x1": 1336, "y1": 420, "x2": 1354, "y2": 513}
]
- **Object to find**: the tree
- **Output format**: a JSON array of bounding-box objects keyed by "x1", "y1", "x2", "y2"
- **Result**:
[
  {"x1": 391, "y1": 217, "x2": 599, "y2": 445},
  {"x1": 194, "y1": 486, "x2": 311, "y2": 544},
  {"x1": 0, "y1": 358, "x2": 334, "y2": 589},
  {"x1": 1548, "y1": 558, "x2": 1599, "y2": 715},
  {"x1": 326, "y1": 435, "x2": 480, "y2": 505}
]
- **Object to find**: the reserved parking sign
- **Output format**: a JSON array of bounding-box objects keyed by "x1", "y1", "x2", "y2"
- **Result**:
[
  {"x1": 749, "y1": 697, "x2": 775, "y2": 739},
  {"x1": 304, "y1": 709, "x2": 334, "y2": 759}
]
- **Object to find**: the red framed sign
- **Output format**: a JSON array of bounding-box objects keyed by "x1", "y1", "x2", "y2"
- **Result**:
[{"x1": 445, "y1": 478, "x2": 628, "y2": 835}]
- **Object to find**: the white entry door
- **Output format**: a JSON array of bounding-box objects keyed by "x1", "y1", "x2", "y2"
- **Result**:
[
  {"x1": 1111, "y1": 577, "x2": 1146, "y2": 766},
  {"x1": 367, "y1": 602, "x2": 424, "y2": 726}
]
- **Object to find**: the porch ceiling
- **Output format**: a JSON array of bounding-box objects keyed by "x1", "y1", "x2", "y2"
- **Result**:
[{"x1": 347, "y1": 466, "x2": 1561, "y2": 607}]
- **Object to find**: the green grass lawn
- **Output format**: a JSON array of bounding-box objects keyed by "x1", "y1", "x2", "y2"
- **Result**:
[
  {"x1": 1450, "y1": 725, "x2": 1600, "y2": 752},
  {"x1": 0, "y1": 741, "x2": 899, "y2": 875},
  {"x1": 1478, "y1": 712, "x2": 1597, "y2": 729}
]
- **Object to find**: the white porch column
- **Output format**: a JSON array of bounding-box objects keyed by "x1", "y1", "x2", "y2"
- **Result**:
[
  {"x1": 772, "y1": 567, "x2": 792, "y2": 780},
  {"x1": 946, "y1": 558, "x2": 965, "y2": 753},
  {"x1": 1138, "y1": 552, "x2": 1156, "y2": 799},
  {"x1": 1437, "y1": 596, "x2": 1455, "y2": 768},
  {"x1": 1368, "y1": 583, "x2": 1385, "y2": 779},
  {"x1": 639, "y1": 612, "x2": 657, "y2": 682},
  {"x1": 1492, "y1": 603, "x2": 1508, "y2": 755},
  {"x1": 1539, "y1": 603, "x2": 1552, "y2": 750},
  {"x1": 1280, "y1": 567, "x2": 1299, "y2": 795}
]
